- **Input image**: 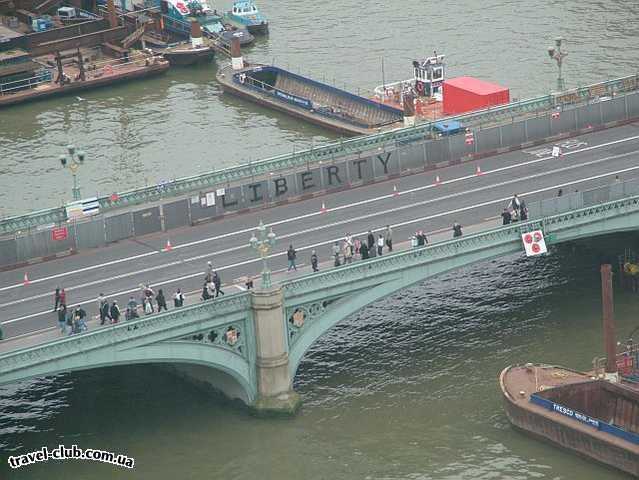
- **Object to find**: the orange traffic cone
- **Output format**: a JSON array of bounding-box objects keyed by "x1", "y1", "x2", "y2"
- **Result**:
[
  {"x1": 320, "y1": 202, "x2": 327, "y2": 214},
  {"x1": 434, "y1": 175, "x2": 441, "y2": 186},
  {"x1": 475, "y1": 165, "x2": 483, "y2": 176},
  {"x1": 23, "y1": 272, "x2": 30, "y2": 286},
  {"x1": 165, "y1": 239, "x2": 172, "y2": 252},
  {"x1": 393, "y1": 185, "x2": 400, "y2": 197}
]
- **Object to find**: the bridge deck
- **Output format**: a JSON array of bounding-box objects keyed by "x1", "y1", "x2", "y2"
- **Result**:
[{"x1": 1, "y1": 123, "x2": 639, "y2": 350}]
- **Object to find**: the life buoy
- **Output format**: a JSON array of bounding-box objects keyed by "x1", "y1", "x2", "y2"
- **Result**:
[
  {"x1": 104, "y1": 65, "x2": 113, "y2": 75},
  {"x1": 415, "y1": 81, "x2": 425, "y2": 95}
]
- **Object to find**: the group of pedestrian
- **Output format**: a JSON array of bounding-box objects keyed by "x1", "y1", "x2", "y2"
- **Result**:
[
  {"x1": 55, "y1": 288, "x2": 89, "y2": 335},
  {"x1": 202, "y1": 262, "x2": 224, "y2": 301},
  {"x1": 501, "y1": 194, "x2": 529, "y2": 225},
  {"x1": 55, "y1": 280, "x2": 188, "y2": 336}
]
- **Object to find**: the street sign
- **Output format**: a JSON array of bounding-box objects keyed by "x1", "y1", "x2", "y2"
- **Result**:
[
  {"x1": 65, "y1": 197, "x2": 100, "y2": 220},
  {"x1": 51, "y1": 226, "x2": 68, "y2": 241},
  {"x1": 522, "y1": 230, "x2": 547, "y2": 256}
]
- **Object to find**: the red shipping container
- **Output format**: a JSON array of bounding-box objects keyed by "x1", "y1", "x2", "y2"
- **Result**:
[{"x1": 443, "y1": 76, "x2": 510, "y2": 115}]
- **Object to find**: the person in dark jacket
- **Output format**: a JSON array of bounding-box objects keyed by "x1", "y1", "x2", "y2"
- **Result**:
[
  {"x1": 287, "y1": 245, "x2": 297, "y2": 271},
  {"x1": 156, "y1": 289, "x2": 168, "y2": 312},
  {"x1": 519, "y1": 200, "x2": 528, "y2": 221},
  {"x1": 212, "y1": 272, "x2": 224, "y2": 297},
  {"x1": 201, "y1": 283, "x2": 211, "y2": 301},
  {"x1": 501, "y1": 208, "x2": 512, "y2": 225},
  {"x1": 360, "y1": 241, "x2": 369, "y2": 259},
  {"x1": 311, "y1": 251, "x2": 319, "y2": 272},
  {"x1": 54, "y1": 287, "x2": 61, "y2": 312},
  {"x1": 452, "y1": 222, "x2": 463, "y2": 238},
  {"x1": 110, "y1": 301, "x2": 121, "y2": 323},
  {"x1": 57, "y1": 304, "x2": 67, "y2": 334},
  {"x1": 366, "y1": 230, "x2": 376, "y2": 253}
]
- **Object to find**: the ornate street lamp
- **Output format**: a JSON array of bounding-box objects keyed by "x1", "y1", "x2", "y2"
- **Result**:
[
  {"x1": 548, "y1": 37, "x2": 567, "y2": 92},
  {"x1": 249, "y1": 220, "x2": 276, "y2": 289},
  {"x1": 59, "y1": 144, "x2": 86, "y2": 201}
]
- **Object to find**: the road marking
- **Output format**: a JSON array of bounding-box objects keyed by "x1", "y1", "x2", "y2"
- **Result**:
[
  {"x1": 4, "y1": 162, "x2": 639, "y2": 329},
  {"x1": 2, "y1": 133, "x2": 639, "y2": 293}
]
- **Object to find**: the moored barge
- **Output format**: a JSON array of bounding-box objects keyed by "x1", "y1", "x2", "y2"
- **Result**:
[
  {"x1": 500, "y1": 265, "x2": 639, "y2": 477},
  {"x1": 216, "y1": 63, "x2": 405, "y2": 136},
  {"x1": 0, "y1": 50, "x2": 169, "y2": 108},
  {"x1": 500, "y1": 363, "x2": 639, "y2": 477}
]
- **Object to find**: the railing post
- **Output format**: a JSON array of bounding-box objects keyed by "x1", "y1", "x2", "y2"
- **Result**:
[{"x1": 250, "y1": 287, "x2": 301, "y2": 415}]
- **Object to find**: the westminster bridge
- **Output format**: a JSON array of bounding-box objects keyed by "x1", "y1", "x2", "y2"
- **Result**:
[{"x1": 1, "y1": 181, "x2": 639, "y2": 414}]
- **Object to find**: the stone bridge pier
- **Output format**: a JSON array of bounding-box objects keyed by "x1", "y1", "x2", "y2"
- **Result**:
[{"x1": 251, "y1": 287, "x2": 301, "y2": 415}]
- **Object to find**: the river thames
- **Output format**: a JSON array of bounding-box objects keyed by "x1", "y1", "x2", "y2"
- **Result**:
[{"x1": 0, "y1": 0, "x2": 638, "y2": 478}]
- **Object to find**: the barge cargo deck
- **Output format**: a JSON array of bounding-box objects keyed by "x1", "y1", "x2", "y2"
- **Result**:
[
  {"x1": 0, "y1": 51, "x2": 169, "y2": 108},
  {"x1": 216, "y1": 64, "x2": 405, "y2": 136}
]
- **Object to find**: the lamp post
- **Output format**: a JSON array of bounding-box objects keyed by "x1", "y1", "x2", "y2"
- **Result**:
[
  {"x1": 59, "y1": 144, "x2": 86, "y2": 201},
  {"x1": 249, "y1": 220, "x2": 276, "y2": 289},
  {"x1": 548, "y1": 37, "x2": 567, "y2": 92}
]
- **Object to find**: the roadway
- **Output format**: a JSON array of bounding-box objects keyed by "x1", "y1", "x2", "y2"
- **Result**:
[{"x1": 1, "y1": 122, "x2": 639, "y2": 341}]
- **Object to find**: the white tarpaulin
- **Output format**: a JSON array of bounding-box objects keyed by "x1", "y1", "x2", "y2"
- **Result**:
[{"x1": 521, "y1": 230, "x2": 547, "y2": 256}]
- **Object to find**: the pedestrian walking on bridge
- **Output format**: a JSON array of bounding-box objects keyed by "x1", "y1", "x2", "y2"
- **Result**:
[
  {"x1": 59, "y1": 288, "x2": 66, "y2": 308},
  {"x1": 57, "y1": 304, "x2": 67, "y2": 335},
  {"x1": 360, "y1": 241, "x2": 369, "y2": 259},
  {"x1": 501, "y1": 208, "x2": 512, "y2": 225},
  {"x1": 173, "y1": 289, "x2": 184, "y2": 308},
  {"x1": 452, "y1": 222, "x2": 463, "y2": 238},
  {"x1": 377, "y1": 234, "x2": 384, "y2": 256},
  {"x1": 110, "y1": 301, "x2": 121, "y2": 324},
  {"x1": 343, "y1": 241, "x2": 353, "y2": 264},
  {"x1": 156, "y1": 289, "x2": 168, "y2": 312},
  {"x1": 311, "y1": 251, "x2": 319, "y2": 272},
  {"x1": 287, "y1": 245, "x2": 297, "y2": 271},
  {"x1": 202, "y1": 282, "x2": 212, "y2": 301},
  {"x1": 332, "y1": 241, "x2": 341, "y2": 266},
  {"x1": 385, "y1": 225, "x2": 393, "y2": 252},
  {"x1": 367, "y1": 230, "x2": 376, "y2": 258},
  {"x1": 213, "y1": 272, "x2": 224, "y2": 297},
  {"x1": 54, "y1": 287, "x2": 61, "y2": 312}
]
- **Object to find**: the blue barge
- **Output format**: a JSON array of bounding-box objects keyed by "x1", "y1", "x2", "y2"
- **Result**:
[{"x1": 216, "y1": 64, "x2": 405, "y2": 136}]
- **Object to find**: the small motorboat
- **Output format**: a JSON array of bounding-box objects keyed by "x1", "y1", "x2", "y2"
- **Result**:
[
  {"x1": 224, "y1": 0, "x2": 268, "y2": 35},
  {"x1": 156, "y1": 42, "x2": 214, "y2": 66}
]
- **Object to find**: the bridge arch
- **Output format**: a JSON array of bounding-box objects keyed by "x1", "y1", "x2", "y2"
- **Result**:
[
  {"x1": 287, "y1": 215, "x2": 639, "y2": 377},
  {"x1": 0, "y1": 342, "x2": 256, "y2": 404}
]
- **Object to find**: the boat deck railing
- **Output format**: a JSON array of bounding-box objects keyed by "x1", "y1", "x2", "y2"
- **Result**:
[
  {"x1": 0, "y1": 51, "x2": 161, "y2": 96},
  {"x1": 0, "y1": 71, "x2": 53, "y2": 95}
]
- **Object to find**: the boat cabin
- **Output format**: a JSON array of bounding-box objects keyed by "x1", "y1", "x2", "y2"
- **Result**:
[
  {"x1": 231, "y1": 1, "x2": 258, "y2": 16},
  {"x1": 412, "y1": 53, "x2": 445, "y2": 98}
]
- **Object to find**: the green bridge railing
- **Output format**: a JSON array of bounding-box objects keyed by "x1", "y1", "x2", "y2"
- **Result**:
[{"x1": 1, "y1": 74, "x2": 637, "y2": 237}]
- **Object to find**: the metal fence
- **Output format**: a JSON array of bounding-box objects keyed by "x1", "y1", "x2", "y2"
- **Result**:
[{"x1": 527, "y1": 177, "x2": 639, "y2": 219}]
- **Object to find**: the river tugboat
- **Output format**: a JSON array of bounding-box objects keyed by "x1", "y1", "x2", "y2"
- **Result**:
[
  {"x1": 372, "y1": 53, "x2": 509, "y2": 122},
  {"x1": 224, "y1": 0, "x2": 268, "y2": 35}
]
